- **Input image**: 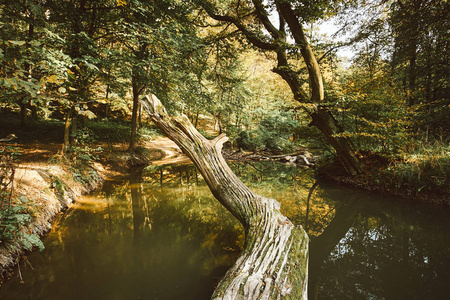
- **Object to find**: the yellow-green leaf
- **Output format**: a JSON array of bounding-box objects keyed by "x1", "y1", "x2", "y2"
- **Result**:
[
  {"x1": 47, "y1": 75, "x2": 58, "y2": 83},
  {"x1": 8, "y1": 40, "x2": 26, "y2": 46}
]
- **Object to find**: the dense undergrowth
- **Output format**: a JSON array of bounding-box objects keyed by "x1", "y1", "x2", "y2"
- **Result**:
[
  {"x1": 316, "y1": 141, "x2": 450, "y2": 204},
  {"x1": 386, "y1": 142, "x2": 449, "y2": 196}
]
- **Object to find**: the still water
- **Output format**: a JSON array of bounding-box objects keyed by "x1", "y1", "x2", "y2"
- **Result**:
[{"x1": 0, "y1": 162, "x2": 449, "y2": 300}]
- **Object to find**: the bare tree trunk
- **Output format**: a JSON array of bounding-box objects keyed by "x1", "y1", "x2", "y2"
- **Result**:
[
  {"x1": 63, "y1": 110, "x2": 72, "y2": 154},
  {"x1": 141, "y1": 95, "x2": 308, "y2": 300},
  {"x1": 129, "y1": 70, "x2": 142, "y2": 153}
]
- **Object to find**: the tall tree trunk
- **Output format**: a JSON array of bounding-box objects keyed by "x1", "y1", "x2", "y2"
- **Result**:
[
  {"x1": 407, "y1": 0, "x2": 421, "y2": 107},
  {"x1": 62, "y1": 110, "x2": 72, "y2": 154},
  {"x1": 128, "y1": 42, "x2": 147, "y2": 153},
  {"x1": 202, "y1": 0, "x2": 364, "y2": 175},
  {"x1": 142, "y1": 94, "x2": 308, "y2": 300},
  {"x1": 19, "y1": 20, "x2": 36, "y2": 128},
  {"x1": 408, "y1": 45, "x2": 417, "y2": 107},
  {"x1": 129, "y1": 72, "x2": 141, "y2": 153},
  {"x1": 19, "y1": 101, "x2": 27, "y2": 129},
  {"x1": 310, "y1": 107, "x2": 364, "y2": 175},
  {"x1": 278, "y1": 2, "x2": 364, "y2": 175}
]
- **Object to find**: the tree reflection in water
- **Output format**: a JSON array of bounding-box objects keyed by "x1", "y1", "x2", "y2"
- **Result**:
[
  {"x1": 0, "y1": 162, "x2": 448, "y2": 300},
  {"x1": 229, "y1": 162, "x2": 450, "y2": 300}
]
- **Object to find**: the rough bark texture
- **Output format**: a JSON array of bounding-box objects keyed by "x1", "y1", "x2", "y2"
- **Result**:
[
  {"x1": 310, "y1": 107, "x2": 364, "y2": 176},
  {"x1": 141, "y1": 94, "x2": 308, "y2": 300},
  {"x1": 200, "y1": 0, "x2": 365, "y2": 176}
]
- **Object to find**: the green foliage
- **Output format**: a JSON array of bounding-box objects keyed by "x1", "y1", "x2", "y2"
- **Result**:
[
  {"x1": 72, "y1": 167, "x2": 100, "y2": 185},
  {"x1": 51, "y1": 176, "x2": 66, "y2": 198},
  {"x1": 0, "y1": 0, "x2": 447, "y2": 203},
  {"x1": 290, "y1": 0, "x2": 343, "y2": 22},
  {"x1": 0, "y1": 147, "x2": 44, "y2": 252},
  {"x1": 0, "y1": 199, "x2": 45, "y2": 252},
  {"x1": 86, "y1": 119, "x2": 131, "y2": 143},
  {"x1": 414, "y1": 98, "x2": 450, "y2": 140},
  {"x1": 235, "y1": 110, "x2": 300, "y2": 152},
  {"x1": 325, "y1": 58, "x2": 413, "y2": 154},
  {"x1": 388, "y1": 143, "x2": 450, "y2": 194}
]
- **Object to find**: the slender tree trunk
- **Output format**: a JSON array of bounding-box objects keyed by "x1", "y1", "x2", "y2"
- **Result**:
[
  {"x1": 129, "y1": 71, "x2": 141, "y2": 153},
  {"x1": 128, "y1": 42, "x2": 147, "y2": 153},
  {"x1": 105, "y1": 81, "x2": 111, "y2": 117},
  {"x1": 19, "y1": 21, "x2": 36, "y2": 129},
  {"x1": 142, "y1": 94, "x2": 308, "y2": 300},
  {"x1": 408, "y1": 48, "x2": 417, "y2": 107},
  {"x1": 70, "y1": 115, "x2": 78, "y2": 145},
  {"x1": 63, "y1": 110, "x2": 72, "y2": 154},
  {"x1": 19, "y1": 101, "x2": 27, "y2": 129}
]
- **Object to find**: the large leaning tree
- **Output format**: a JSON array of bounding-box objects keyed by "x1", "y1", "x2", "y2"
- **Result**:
[
  {"x1": 142, "y1": 94, "x2": 309, "y2": 300},
  {"x1": 197, "y1": 0, "x2": 364, "y2": 175}
]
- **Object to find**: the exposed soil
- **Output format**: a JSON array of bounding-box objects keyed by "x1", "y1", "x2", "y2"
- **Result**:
[
  {"x1": 142, "y1": 137, "x2": 190, "y2": 165},
  {"x1": 0, "y1": 135, "x2": 190, "y2": 281}
]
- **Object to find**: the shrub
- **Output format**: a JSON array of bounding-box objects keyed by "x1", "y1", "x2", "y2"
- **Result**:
[
  {"x1": 234, "y1": 111, "x2": 300, "y2": 152},
  {"x1": 386, "y1": 142, "x2": 450, "y2": 194}
]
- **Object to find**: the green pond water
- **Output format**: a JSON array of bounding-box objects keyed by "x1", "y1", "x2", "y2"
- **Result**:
[{"x1": 0, "y1": 162, "x2": 449, "y2": 300}]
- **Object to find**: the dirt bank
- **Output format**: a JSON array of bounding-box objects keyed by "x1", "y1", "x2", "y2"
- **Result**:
[
  {"x1": 0, "y1": 136, "x2": 191, "y2": 280},
  {"x1": 0, "y1": 161, "x2": 104, "y2": 280}
]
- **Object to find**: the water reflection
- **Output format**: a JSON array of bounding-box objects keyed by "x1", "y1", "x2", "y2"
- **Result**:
[
  {"x1": 0, "y1": 165, "x2": 244, "y2": 300},
  {"x1": 308, "y1": 185, "x2": 450, "y2": 300},
  {"x1": 224, "y1": 162, "x2": 450, "y2": 300},
  {"x1": 0, "y1": 162, "x2": 448, "y2": 300}
]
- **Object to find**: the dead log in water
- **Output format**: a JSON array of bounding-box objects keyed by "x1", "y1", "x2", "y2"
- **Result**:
[{"x1": 141, "y1": 94, "x2": 308, "y2": 300}]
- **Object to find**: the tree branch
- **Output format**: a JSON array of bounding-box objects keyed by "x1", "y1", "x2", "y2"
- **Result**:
[
  {"x1": 200, "y1": 1, "x2": 278, "y2": 50},
  {"x1": 251, "y1": 0, "x2": 284, "y2": 40}
]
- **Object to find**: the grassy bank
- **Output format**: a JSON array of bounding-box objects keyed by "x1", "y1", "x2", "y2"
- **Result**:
[{"x1": 318, "y1": 142, "x2": 450, "y2": 206}]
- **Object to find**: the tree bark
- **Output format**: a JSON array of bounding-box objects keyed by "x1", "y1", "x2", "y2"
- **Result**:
[
  {"x1": 310, "y1": 107, "x2": 364, "y2": 176},
  {"x1": 141, "y1": 94, "x2": 309, "y2": 300},
  {"x1": 62, "y1": 109, "x2": 72, "y2": 154},
  {"x1": 19, "y1": 101, "x2": 27, "y2": 129},
  {"x1": 128, "y1": 79, "x2": 140, "y2": 153},
  {"x1": 201, "y1": 0, "x2": 365, "y2": 175}
]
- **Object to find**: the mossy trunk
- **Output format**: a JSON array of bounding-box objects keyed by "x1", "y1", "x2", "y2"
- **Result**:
[
  {"x1": 141, "y1": 94, "x2": 308, "y2": 300},
  {"x1": 310, "y1": 106, "x2": 364, "y2": 176}
]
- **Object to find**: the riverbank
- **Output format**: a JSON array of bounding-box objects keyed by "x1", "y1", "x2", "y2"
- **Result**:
[
  {"x1": 0, "y1": 142, "x2": 157, "y2": 281},
  {"x1": 317, "y1": 153, "x2": 450, "y2": 207},
  {"x1": 0, "y1": 161, "x2": 103, "y2": 281},
  {"x1": 1, "y1": 132, "x2": 447, "y2": 282},
  {"x1": 223, "y1": 147, "x2": 449, "y2": 207}
]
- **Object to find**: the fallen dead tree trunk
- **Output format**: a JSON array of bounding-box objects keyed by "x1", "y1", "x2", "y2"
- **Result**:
[
  {"x1": 225, "y1": 149, "x2": 316, "y2": 167},
  {"x1": 141, "y1": 94, "x2": 308, "y2": 300}
]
